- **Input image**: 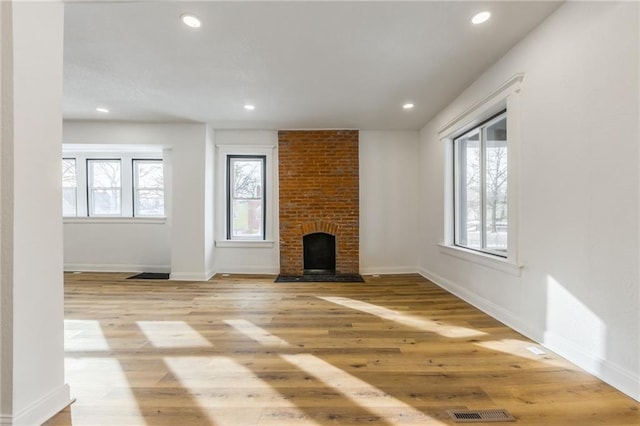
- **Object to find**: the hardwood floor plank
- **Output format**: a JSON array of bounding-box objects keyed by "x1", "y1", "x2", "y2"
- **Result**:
[{"x1": 44, "y1": 272, "x2": 640, "y2": 425}]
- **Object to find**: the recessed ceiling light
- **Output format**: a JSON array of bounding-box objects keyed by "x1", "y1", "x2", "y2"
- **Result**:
[
  {"x1": 244, "y1": 104, "x2": 256, "y2": 111},
  {"x1": 471, "y1": 11, "x2": 491, "y2": 25},
  {"x1": 181, "y1": 14, "x2": 201, "y2": 28},
  {"x1": 403, "y1": 103, "x2": 414, "y2": 110},
  {"x1": 96, "y1": 107, "x2": 109, "y2": 113}
]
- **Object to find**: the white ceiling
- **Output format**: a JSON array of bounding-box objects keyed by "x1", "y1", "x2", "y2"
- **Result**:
[{"x1": 63, "y1": 1, "x2": 562, "y2": 130}]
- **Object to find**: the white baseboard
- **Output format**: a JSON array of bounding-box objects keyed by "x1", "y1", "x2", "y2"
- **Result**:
[
  {"x1": 418, "y1": 267, "x2": 539, "y2": 340},
  {"x1": 543, "y1": 330, "x2": 640, "y2": 402},
  {"x1": 418, "y1": 266, "x2": 640, "y2": 403},
  {"x1": 359, "y1": 266, "x2": 418, "y2": 275},
  {"x1": 169, "y1": 271, "x2": 216, "y2": 281},
  {"x1": 64, "y1": 263, "x2": 170, "y2": 273},
  {"x1": 215, "y1": 266, "x2": 280, "y2": 275},
  {"x1": 1, "y1": 384, "x2": 72, "y2": 426}
]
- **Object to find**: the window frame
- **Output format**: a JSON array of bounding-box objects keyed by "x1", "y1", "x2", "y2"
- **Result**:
[
  {"x1": 437, "y1": 73, "x2": 522, "y2": 276},
  {"x1": 453, "y1": 109, "x2": 507, "y2": 258},
  {"x1": 226, "y1": 154, "x2": 267, "y2": 241}
]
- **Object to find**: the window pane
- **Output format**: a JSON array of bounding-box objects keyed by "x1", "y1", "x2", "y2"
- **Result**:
[
  {"x1": 232, "y1": 199, "x2": 263, "y2": 238},
  {"x1": 90, "y1": 160, "x2": 121, "y2": 188},
  {"x1": 89, "y1": 160, "x2": 121, "y2": 215},
  {"x1": 62, "y1": 159, "x2": 77, "y2": 216},
  {"x1": 456, "y1": 131, "x2": 481, "y2": 250},
  {"x1": 91, "y1": 189, "x2": 121, "y2": 215},
  {"x1": 136, "y1": 162, "x2": 164, "y2": 189},
  {"x1": 228, "y1": 156, "x2": 265, "y2": 240},
  {"x1": 484, "y1": 117, "x2": 508, "y2": 252},
  {"x1": 233, "y1": 160, "x2": 262, "y2": 199},
  {"x1": 134, "y1": 160, "x2": 164, "y2": 217},
  {"x1": 62, "y1": 187, "x2": 77, "y2": 216},
  {"x1": 136, "y1": 189, "x2": 165, "y2": 216}
]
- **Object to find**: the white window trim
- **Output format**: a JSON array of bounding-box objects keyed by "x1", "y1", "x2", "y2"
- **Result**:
[
  {"x1": 63, "y1": 217, "x2": 166, "y2": 225},
  {"x1": 439, "y1": 73, "x2": 524, "y2": 274},
  {"x1": 215, "y1": 144, "x2": 276, "y2": 245}
]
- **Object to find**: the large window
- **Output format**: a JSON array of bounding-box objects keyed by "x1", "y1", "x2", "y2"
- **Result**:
[
  {"x1": 63, "y1": 154, "x2": 164, "y2": 218},
  {"x1": 133, "y1": 160, "x2": 165, "y2": 217},
  {"x1": 227, "y1": 155, "x2": 265, "y2": 240},
  {"x1": 454, "y1": 110, "x2": 507, "y2": 256}
]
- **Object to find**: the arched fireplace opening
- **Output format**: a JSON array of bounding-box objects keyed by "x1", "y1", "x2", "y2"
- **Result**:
[{"x1": 303, "y1": 233, "x2": 336, "y2": 275}]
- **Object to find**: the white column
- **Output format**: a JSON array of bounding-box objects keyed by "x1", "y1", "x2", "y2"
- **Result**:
[{"x1": 0, "y1": 1, "x2": 71, "y2": 424}]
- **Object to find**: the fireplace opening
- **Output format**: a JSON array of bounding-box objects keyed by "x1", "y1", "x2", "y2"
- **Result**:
[{"x1": 303, "y1": 233, "x2": 336, "y2": 275}]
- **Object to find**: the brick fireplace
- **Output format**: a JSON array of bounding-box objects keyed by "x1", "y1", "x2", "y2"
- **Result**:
[{"x1": 278, "y1": 130, "x2": 359, "y2": 276}]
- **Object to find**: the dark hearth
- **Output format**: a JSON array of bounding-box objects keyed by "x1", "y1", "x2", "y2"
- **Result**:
[
  {"x1": 275, "y1": 274, "x2": 364, "y2": 283},
  {"x1": 303, "y1": 232, "x2": 336, "y2": 275}
]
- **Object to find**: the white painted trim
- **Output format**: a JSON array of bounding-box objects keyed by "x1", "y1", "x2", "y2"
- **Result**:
[
  {"x1": 9, "y1": 384, "x2": 71, "y2": 426},
  {"x1": 418, "y1": 267, "x2": 539, "y2": 341},
  {"x1": 437, "y1": 244, "x2": 522, "y2": 277},
  {"x1": 359, "y1": 266, "x2": 418, "y2": 275},
  {"x1": 215, "y1": 266, "x2": 279, "y2": 275},
  {"x1": 419, "y1": 267, "x2": 640, "y2": 402},
  {"x1": 64, "y1": 217, "x2": 166, "y2": 225},
  {"x1": 64, "y1": 264, "x2": 170, "y2": 273},
  {"x1": 543, "y1": 330, "x2": 640, "y2": 402},
  {"x1": 215, "y1": 240, "x2": 275, "y2": 248},
  {"x1": 169, "y1": 272, "x2": 214, "y2": 281},
  {"x1": 438, "y1": 73, "x2": 524, "y2": 138}
]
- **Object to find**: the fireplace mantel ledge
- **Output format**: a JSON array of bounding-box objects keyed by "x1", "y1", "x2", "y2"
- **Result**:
[{"x1": 216, "y1": 240, "x2": 275, "y2": 248}]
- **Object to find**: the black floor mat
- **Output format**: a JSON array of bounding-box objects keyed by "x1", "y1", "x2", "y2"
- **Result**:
[
  {"x1": 275, "y1": 274, "x2": 365, "y2": 283},
  {"x1": 127, "y1": 272, "x2": 170, "y2": 280}
]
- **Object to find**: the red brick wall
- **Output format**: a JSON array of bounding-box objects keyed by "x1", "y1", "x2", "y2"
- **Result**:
[{"x1": 278, "y1": 130, "x2": 359, "y2": 275}]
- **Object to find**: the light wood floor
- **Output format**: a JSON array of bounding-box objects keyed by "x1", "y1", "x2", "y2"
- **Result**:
[{"x1": 45, "y1": 273, "x2": 639, "y2": 425}]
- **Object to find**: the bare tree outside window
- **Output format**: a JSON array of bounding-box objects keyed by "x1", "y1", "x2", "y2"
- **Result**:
[
  {"x1": 88, "y1": 160, "x2": 122, "y2": 216},
  {"x1": 455, "y1": 112, "x2": 507, "y2": 256},
  {"x1": 229, "y1": 157, "x2": 265, "y2": 239},
  {"x1": 134, "y1": 160, "x2": 164, "y2": 217}
]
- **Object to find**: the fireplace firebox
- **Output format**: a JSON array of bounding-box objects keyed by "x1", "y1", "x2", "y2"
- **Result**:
[{"x1": 303, "y1": 233, "x2": 336, "y2": 275}]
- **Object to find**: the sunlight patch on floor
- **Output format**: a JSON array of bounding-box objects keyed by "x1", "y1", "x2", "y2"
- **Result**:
[
  {"x1": 137, "y1": 320, "x2": 213, "y2": 348},
  {"x1": 164, "y1": 356, "x2": 319, "y2": 425},
  {"x1": 475, "y1": 338, "x2": 580, "y2": 371},
  {"x1": 281, "y1": 354, "x2": 446, "y2": 425},
  {"x1": 319, "y1": 296, "x2": 485, "y2": 338},
  {"x1": 64, "y1": 357, "x2": 145, "y2": 421},
  {"x1": 64, "y1": 319, "x2": 110, "y2": 351},
  {"x1": 224, "y1": 319, "x2": 291, "y2": 347}
]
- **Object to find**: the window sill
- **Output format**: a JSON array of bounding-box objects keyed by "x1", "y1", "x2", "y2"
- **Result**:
[
  {"x1": 438, "y1": 244, "x2": 522, "y2": 277},
  {"x1": 63, "y1": 217, "x2": 166, "y2": 225},
  {"x1": 215, "y1": 240, "x2": 275, "y2": 248}
]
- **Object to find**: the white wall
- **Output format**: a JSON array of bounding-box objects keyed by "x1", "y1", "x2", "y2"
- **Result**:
[
  {"x1": 63, "y1": 121, "x2": 212, "y2": 280},
  {"x1": 213, "y1": 130, "x2": 280, "y2": 274},
  {"x1": 418, "y1": 1, "x2": 639, "y2": 400},
  {"x1": 1, "y1": 2, "x2": 71, "y2": 424},
  {"x1": 360, "y1": 131, "x2": 420, "y2": 274}
]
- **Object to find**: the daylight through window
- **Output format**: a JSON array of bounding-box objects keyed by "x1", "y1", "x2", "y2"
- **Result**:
[
  {"x1": 228, "y1": 156, "x2": 265, "y2": 240},
  {"x1": 133, "y1": 160, "x2": 165, "y2": 217},
  {"x1": 454, "y1": 111, "x2": 507, "y2": 256}
]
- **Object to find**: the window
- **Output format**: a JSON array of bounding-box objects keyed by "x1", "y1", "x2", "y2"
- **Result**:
[
  {"x1": 133, "y1": 160, "x2": 164, "y2": 217},
  {"x1": 62, "y1": 148, "x2": 165, "y2": 219},
  {"x1": 88, "y1": 159, "x2": 122, "y2": 216},
  {"x1": 227, "y1": 155, "x2": 265, "y2": 240},
  {"x1": 454, "y1": 111, "x2": 507, "y2": 256},
  {"x1": 62, "y1": 158, "x2": 77, "y2": 216}
]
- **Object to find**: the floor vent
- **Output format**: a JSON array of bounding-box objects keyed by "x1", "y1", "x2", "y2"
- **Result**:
[{"x1": 447, "y1": 409, "x2": 515, "y2": 423}]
